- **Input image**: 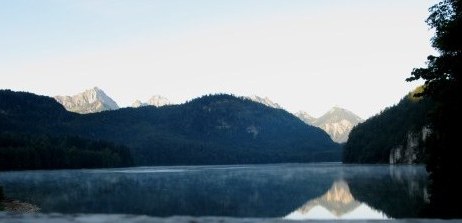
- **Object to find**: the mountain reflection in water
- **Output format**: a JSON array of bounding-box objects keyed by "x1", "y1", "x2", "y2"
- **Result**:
[
  {"x1": 0, "y1": 164, "x2": 427, "y2": 219},
  {"x1": 285, "y1": 180, "x2": 388, "y2": 220}
]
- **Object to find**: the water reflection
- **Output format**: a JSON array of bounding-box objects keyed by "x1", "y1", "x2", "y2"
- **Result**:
[
  {"x1": 285, "y1": 180, "x2": 388, "y2": 220},
  {"x1": 0, "y1": 164, "x2": 427, "y2": 218}
]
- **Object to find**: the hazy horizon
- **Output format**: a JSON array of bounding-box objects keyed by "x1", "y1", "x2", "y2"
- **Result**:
[{"x1": 0, "y1": 0, "x2": 438, "y2": 118}]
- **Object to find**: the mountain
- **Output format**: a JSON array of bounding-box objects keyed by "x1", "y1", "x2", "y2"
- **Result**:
[
  {"x1": 312, "y1": 107, "x2": 363, "y2": 143},
  {"x1": 132, "y1": 95, "x2": 170, "y2": 108},
  {"x1": 54, "y1": 87, "x2": 119, "y2": 114},
  {"x1": 247, "y1": 95, "x2": 282, "y2": 109},
  {"x1": 131, "y1": 100, "x2": 144, "y2": 108},
  {"x1": 285, "y1": 180, "x2": 387, "y2": 220},
  {"x1": 295, "y1": 111, "x2": 316, "y2": 125},
  {"x1": 296, "y1": 107, "x2": 363, "y2": 143},
  {"x1": 0, "y1": 90, "x2": 341, "y2": 168},
  {"x1": 343, "y1": 87, "x2": 433, "y2": 164},
  {"x1": 0, "y1": 90, "x2": 132, "y2": 170},
  {"x1": 247, "y1": 95, "x2": 361, "y2": 143}
]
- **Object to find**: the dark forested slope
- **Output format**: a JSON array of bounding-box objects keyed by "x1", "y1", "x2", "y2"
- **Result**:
[
  {"x1": 343, "y1": 89, "x2": 433, "y2": 163},
  {"x1": 0, "y1": 90, "x2": 133, "y2": 170},
  {"x1": 0, "y1": 133, "x2": 133, "y2": 170},
  {"x1": 0, "y1": 90, "x2": 341, "y2": 168}
]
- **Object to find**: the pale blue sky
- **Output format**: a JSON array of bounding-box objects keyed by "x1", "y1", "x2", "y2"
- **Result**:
[{"x1": 0, "y1": 0, "x2": 438, "y2": 118}]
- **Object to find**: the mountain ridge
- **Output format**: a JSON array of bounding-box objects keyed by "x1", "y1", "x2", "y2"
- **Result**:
[
  {"x1": 54, "y1": 87, "x2": 119, "y2": 114},
  {"x1": 295, "y1": 111, "x2": 317, "y2": 125},
  {"x1": 1, "y1": 90, "x2": 341, "y2": 167},
  {"x1": 247, "y1": 95, "x2": 283, "y2": 109},
  {"x1": 245, "y1": 94, "x2": 362, "y2": 143},
  {"x1": 53, "y1": 87, "x2": 361, "y2": 143}
]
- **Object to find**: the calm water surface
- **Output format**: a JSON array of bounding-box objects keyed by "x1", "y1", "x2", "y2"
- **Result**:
[{"x1": 0, "y1": 164, "x2": 428, "y2": 219}]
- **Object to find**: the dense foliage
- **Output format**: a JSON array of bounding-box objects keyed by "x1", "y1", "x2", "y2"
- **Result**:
[
  {"x1": 0, "y1": 90, "x2": 340, "y2": 168},
  {"x1": 0, "y1": 185, "x2": 3, "y2": 211},
  {"x1": 406, "y1": 0, "x2": 462, "y2": 218},
  {"x1": 0, "y1": 133, "x2": 133, "y2": 170},
  {"x1": 343, "y1": 90, "x2": 433, "y2": 163}
]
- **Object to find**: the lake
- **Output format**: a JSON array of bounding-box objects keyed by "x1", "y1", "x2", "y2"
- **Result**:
[{"x1": 0, "y1": 164, "x2": 428, "y2": 219}]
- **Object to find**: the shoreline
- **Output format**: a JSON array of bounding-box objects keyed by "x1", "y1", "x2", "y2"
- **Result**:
[
  {"x1": 0, "y1": 198, "x2": 40, "y2": 214},
  {"x1": 0, "y1": 214, "x2": 460, "y2": 223}
]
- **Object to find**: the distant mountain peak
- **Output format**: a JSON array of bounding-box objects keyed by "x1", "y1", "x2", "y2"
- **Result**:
[
  {"x1": 314, "y1": 107, "x2": 363, "y2": 143},
  {"x1": 329, "y1": 106, "x2": 343, "y2": 113},
  {"x1": 327, "y1": 106, "x2": 360, "y2": 118},
  {"x1": 247, "y1": 95, "x2": 282, "y2": 109},
  {"x1": 132, "y1": 95, "x2": 171, "y2": 108},
  {"x1": 295, "y1": 111, "x2": 317, "y2": 125},
  {"x1": 54, "y1": 87, "x2": 119, "y2": 114},
  {"x1": 84, "y1": 87, "x2": 111, "y2": 101},
  {"x1": 132, "y1": 100, "x2": 143, "y2": 108},
  {"x1": 147, "y1": 95, "x2": 170, "y2": 107},
  {"x1": 296, "y1": 107, "x2": 363, "y2": 143}
]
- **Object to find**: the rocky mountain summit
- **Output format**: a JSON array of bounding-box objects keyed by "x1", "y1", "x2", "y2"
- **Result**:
[
  {"x1": 54, "y1": 87, "x2": 119, "y2": 114},
  {"x1": 247, "y1": 95, "x2": 282, "y2": 109},
  {"x1": 296, "y1": 107, "x2": 363, "y2": 143},
  {"x1": 312, "y1": 107, "x2": 363, "y2": 143},
  {"x1": 295, "y1": 111, "x2": 317, "y2": 125},
  {"x1": 132, "y1": 95, "x2": 171, "y2": 108}
]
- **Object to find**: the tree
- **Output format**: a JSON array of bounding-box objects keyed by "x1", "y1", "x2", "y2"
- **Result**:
[
  {"x1": 406, "y1": 0, "x2": 462, "y2": 218},
  {"x1": 0, "y1": 185, "x2": 4, "y2": 200}
]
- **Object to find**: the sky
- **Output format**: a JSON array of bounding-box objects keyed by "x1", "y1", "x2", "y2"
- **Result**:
[{"x1": 0, "y1": 0, "x2": 439, "y2": 118}]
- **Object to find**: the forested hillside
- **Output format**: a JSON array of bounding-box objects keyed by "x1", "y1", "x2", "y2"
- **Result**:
[
  {"x1": 0, "y1": 133, "x2": 133, "y2": 170},
  {"x1": 343, "y1": 89, "x2": 433, "y2": 163},
  {"x1": 0, "y1": 90, "x2": 341, "y2": 169}
]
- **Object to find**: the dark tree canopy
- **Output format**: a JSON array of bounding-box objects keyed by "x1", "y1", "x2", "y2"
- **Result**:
[
  {"x1": 407, "y1": 0, "x2": 462, "y2": 218},
  {"x1": 343, "y1": 90, "x2": 432, "y2": 164},
  {"x1": 407, "y1": 0, "x2": 462, "y2": 97},
  {"x1": 0, "y1": 133, "x2": 134, "y2": 170}
]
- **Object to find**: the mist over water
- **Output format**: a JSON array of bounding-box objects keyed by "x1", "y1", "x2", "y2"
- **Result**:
[{"x1": 0, "y1": 164, "x2": 427, "y2": 219}]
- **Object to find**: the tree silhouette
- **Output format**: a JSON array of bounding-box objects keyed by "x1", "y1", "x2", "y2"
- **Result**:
[{"x1": 406, "y1": 0, "x2": 462, "y2": 218}]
